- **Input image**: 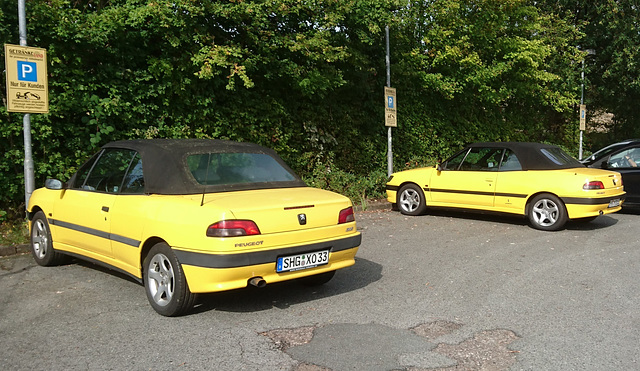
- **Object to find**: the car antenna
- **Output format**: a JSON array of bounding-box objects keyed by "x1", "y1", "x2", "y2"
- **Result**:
[{"x1": 200, "y1": 153, "x2": 211, "y2": 207}]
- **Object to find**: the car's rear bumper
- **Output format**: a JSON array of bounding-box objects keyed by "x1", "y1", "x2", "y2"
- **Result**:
[
  {"x1": 563, "y1": 194, "x2": 626, "y2": 218},
  {"x1": 174, "y1": 233, "x2": 361, "y2": 293}
]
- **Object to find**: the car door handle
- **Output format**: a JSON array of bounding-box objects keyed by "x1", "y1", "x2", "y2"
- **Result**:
[{"x1": 102, "y1": 206, "x2": 110, "y2": 212}]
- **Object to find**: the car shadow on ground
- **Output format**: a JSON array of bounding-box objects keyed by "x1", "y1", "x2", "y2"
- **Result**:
[
  {"x1": 69, "y1": 256, "x2": 382, "y2": 316},
  {"x1": 415, "y1": 207, "x2": 619, "y2": 231},
  {"x1": 69, "y1": 257, "x2": 142, "y2": 285},
  {"x1": 565, "y1": 215, "x2": 619, "y2": 230},
  {"x1": 423, "y1": 208, "x2": 529, "y2": 227},
  {"x1": 192, "y1": 257, "x2": 382, "y2": 314}
]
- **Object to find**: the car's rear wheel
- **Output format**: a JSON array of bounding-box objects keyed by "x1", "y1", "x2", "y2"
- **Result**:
[
  {"x1": 143, "y1": 242, "x2": 196, "y2": 316},
  {"x1": 299, "y1": 270, "x2": 336, "y2": 286},
  {"x1": 398, "y1": 184, "x2": 427, "y2": 216},
  {"x1": 30, "y1": 211, "x2": 67, "y2": 266},
  {"x1": 528, "y1": 194, "x2": 568, "y2": 231}
]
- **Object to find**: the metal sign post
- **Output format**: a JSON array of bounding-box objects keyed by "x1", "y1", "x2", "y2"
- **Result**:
[
  {"x1": 20, "y1": 0, "x2": 34, "y2": 210},
  {"x1": 7, "y1": 0, "x2": 50, "y2": 210},
  {"x1": 385, "y1": 25, "x2": 394, "y2": 177},
  {"x1": 578, "y1": 49, "x2": 595, "y2": 160},
  {"x1": 579, "y1": 58, "x2": 586, "y2": 160}
]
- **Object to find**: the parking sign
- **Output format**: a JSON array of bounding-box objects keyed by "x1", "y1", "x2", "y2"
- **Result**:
[
  {"x1": 384, "y1": 87, "x2": 397, "y2": 127},
  {"x1": 17, "y1": 61, "x2": 38, "y2": 81},
  {"x1": 4, "y1": 44, "x2": 49, "y2": 113}
]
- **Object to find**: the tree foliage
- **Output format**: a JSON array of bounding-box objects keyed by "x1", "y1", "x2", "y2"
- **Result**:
[
  {"x1": 393, "y1": 0, "x2": 583, "y2": 162},
  {"x1": 537, "y1": 0, "x2": 640, "y2": 150},
  {"x1": 1, "y1": 0, "x2": 638, "y2": 214}
]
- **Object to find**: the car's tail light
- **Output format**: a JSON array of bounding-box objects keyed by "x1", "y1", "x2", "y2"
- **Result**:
[
  {"x1": 583, "y1": 181, "x2": 605, "y2": 190},
  {"x1": 338, "y1": 207, "x2": 355, "y2": 224},
  {"x1": 206, "y1": 220, "x2": 261, "y2": 237}
]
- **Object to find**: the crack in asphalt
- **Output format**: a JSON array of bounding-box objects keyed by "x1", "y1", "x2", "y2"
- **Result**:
[
  {"x1": 262, "y1": 321, "x2": 519, "y2": 371},
  {"x1": 422, "y1": 329, "x2": 520, "y2": 371},
  {"x1": 0, "y1": 261, "x2": 37, "y2": 278}
]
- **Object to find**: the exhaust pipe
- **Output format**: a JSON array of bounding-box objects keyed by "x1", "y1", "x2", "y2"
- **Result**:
[{"x1": 249, "y1": 277, "x2": 266, "y2": 288}]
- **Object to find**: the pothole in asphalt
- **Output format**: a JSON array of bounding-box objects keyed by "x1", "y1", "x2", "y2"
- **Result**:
[{"x1": 261, "y1": 321, "x2": 519, "y2": 371}]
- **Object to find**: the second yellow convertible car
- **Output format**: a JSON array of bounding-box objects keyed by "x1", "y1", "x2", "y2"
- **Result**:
[
  {"x1": 28, "y1": 139, "x2": 361, "y2": 316},
  {"x1": 386, "y1": 142, "x2": 625, "y2": 231}
]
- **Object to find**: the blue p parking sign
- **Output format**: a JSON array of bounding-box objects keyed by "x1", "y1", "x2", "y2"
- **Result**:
[{"x1": 17, "y1": 61, "x2": 38, "y2": 82}]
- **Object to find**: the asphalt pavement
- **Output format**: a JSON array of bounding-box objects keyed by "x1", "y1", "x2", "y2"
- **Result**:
[{"x1": 1, "y1": 206, "x2": 639, "y2": 370}]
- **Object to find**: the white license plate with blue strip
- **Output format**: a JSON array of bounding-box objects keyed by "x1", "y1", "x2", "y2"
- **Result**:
[{"x1": 276, "y1": 250, "x2": 329, "y2": 273}]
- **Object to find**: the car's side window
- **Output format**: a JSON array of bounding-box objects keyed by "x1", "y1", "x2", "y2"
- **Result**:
[
  {"x1": 76, "y1": 149, "x2": 138, "y2": 193},
  {"x1": 458, "y1": 147, "x2": 503, "y2": 171},
  {"x1": 499, "y1": 149, "x2": 523, "y2": 171},
  {"x1": 72, "y1": 152, "x2": 100, "y2": 189},
  {"x1": 608, "y1": 147, "x2": 640, "y2": 168},
  {"x1": 120, "y1": 153, "x2": 145, "y2": 194},
  {"x1": 540, "y1": 147, "x2": 579, "y2": 166},
  {"x1": 442, "y1": 149, "x2": 469, "y2": 170}
]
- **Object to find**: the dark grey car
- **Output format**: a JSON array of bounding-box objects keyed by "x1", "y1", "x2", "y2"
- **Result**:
[{"x1": 582, "y1": 139, "x2": 640, "y2": 207}]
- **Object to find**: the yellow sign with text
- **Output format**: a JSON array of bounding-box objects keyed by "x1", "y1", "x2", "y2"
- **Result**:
[
  {"x1": 385, "y1": 87, "x2": 397, "y2": 127},
  {"x1": 4, "y1": 44, "x2": 49, "y2": 113},
  {"x1": 579, "y1": 104, "x2": 586, "y2": 131}
]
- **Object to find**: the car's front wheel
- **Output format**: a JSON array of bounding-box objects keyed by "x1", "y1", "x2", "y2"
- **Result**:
[
  {"x1": 528, "y1": 194, "x2": 568, "y2": 231},
  {"x1": 398, "y1": 184, "x2": 427, "y2": 216},
  {"x1": 143, "y1": 242, "x2": 196, "y2": 316},
  {"x1": 30, "y1": 211, "x2": 68, "y2": 266}
]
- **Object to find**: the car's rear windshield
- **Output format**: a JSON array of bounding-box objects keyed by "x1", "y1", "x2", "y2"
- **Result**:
[
  {"x1": 187, "y1": 152, "x2": 297, "y2": 186},
  {"x1": 583, "y1": 141, "x2": 636, "y2": 164},
  {"x1": 540, "y1": 147, "x2": 582, "y2": 167}
]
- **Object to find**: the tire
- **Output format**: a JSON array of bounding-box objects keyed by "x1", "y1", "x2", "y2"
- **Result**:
[
  {"x1": 298, "y1": 270, "x2": 336, "y2": 286},
  {"x1": 397, "y1": 184, "x2": 427, "y2": 216},
  {"x1": 30, "y1": 211, "x2": 67, "y2": 266},
  {"x1": 143, "y1": 242, "x2": 196, "y2": 316},
  {"x1": 528, "y1": 194, "x2": 568, "y2": 231}
]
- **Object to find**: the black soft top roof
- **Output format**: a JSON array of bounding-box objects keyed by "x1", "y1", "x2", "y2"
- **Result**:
[
  {"x1": 465, "y1": 142, "x2": 584, "y2": 170},
  {"x1": 103, "y1": 139, "x2": 305, "y2": 194}
]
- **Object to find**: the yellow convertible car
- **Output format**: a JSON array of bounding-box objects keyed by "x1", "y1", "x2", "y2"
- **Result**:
[
  {"x1": 28, "y1": 139, "x2": 361, "y2": 316},
  {"x1": 386, "y1": 142, "x2": 625, "y2": 231}
]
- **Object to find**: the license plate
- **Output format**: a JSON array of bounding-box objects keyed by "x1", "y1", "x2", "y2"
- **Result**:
[
  {"x1": 276, "y1": 250, "x2": 329, "y2": 273},
  {"x1": 608, "y1": 199, "x2": 621, "y2": 208}
]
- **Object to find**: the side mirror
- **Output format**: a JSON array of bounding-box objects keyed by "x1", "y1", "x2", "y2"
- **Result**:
[
  {"x1": 44, "y1": 179, "x2": 64, "y2": 190},
  {"x1": 600, "y1": 161, "x2": 609, "y2": 169}
]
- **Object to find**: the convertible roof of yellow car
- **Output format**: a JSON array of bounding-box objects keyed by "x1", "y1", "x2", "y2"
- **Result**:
[
  {"x1": 464, "y1": 142, "x2": 585, "y2": 171},
  {"x1": 101, "y1": 139, "x2": 306, "y2": 195}
]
